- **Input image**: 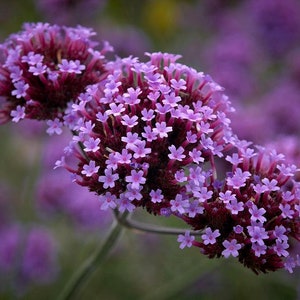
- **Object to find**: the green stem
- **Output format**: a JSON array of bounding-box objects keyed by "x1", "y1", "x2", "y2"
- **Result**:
[
  {"x1": 116, "y1": 213, "x2": 202, "y2": 236},
  {"x1": 57, "y1": 212, "x2": 128, "y2": 300}
]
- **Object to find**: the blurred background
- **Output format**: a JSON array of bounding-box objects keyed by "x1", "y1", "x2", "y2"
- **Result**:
[{"x1": 0, "y1": 0, "x2": 300, "y2": 299}]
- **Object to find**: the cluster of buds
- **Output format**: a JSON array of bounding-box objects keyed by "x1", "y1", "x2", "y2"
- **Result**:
[{"x1": 0, "y1": 22, "x2": 112, "y2": 124}]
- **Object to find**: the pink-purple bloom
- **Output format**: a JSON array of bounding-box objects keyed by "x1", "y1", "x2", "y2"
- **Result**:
[
  {"x1": 0, "y1": 22, "x2": 112, "y2": 124},
  {"x1": 201, "y1": 227, "x2": 220, "y2": 245},
  {"x1": 182, "y1": 145, "x2": 300, "y2": 274},
  {"x1": 177, "y1": 231, "x2": 195, "y2": 249},
  {"x1": 222, "y1": 239, "x2": 242, "y2": 258},
  {"x1": 60, "y1": 51, "x2": 234, "y2": 218},
  {"x1": 2, "y1": 21, "x2": 299, "y2": 276},
  {"x1": 58, "y1": 51, "x2": 299, "y2": 273}
]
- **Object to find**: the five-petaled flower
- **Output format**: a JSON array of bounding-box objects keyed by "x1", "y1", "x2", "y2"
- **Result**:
[{"x1": 177, "y1": 231, "x2": 195, "y2": 249}]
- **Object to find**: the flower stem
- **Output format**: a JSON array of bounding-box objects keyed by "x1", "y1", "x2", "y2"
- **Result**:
[
  {"x1": 57, "y1": 212, "x2": 128, "y2": 300},
  {"x1": 57, "y1": 210, "x2": 201, "y2": 300},
  {"x1": 115, "y1": 211, "x2": 202, "y2": 236}
]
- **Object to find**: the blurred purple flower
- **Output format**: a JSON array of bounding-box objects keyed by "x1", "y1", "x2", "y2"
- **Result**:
[
  {"x1": 20, "y1": 228, "x2": 58, "y2": 284},
  {"x1": 262, "y1": 82, "x2": 300, "y2": 137},
  {"x1": 247, "y1": 0, "x2": 300, "y2": 57},
  {"x1": 0, "y1": 225, "x2": 58, "y2": 292},
  {"x1": 203, "y1": 33, "x2": 262, "y2": 101},
  {"x1": 35, "y1": 0, "x2": 107, "y2": 26},
  {"x1": 0, "y1": 225, "x2": 21, "y2": 272},
  {"x1": 0, "y1": 182, "x2": 13, "y2": 229},
  {"x1": 36, "y1": 169, "x2": 112, "y2": 230},
  {"x1": 98, "y1": 24, "x2": 152, "y2": 58},
  {"x1": 230, "y1": 105, "x2": 271, "y2": 144}
]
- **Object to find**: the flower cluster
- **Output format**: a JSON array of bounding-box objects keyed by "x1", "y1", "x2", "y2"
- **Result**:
[
  {"x1": 0, "y1": 22, "x2": 112, "y2": 124},
  {"x1": 55, "y1": 52, "x2": 300, "y2": 273},
  {"x1": 178, "y1": 145, "x2": 300, "y2": 273},
  {"x1": 58, "y1": 52, "x2": 235, "y2": 216},
  {"x1": 1, "y1": 22, "x2": 299, "y2": 276}
]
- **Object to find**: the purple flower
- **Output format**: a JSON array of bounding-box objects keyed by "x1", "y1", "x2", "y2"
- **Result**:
[
  {"x1": 153, "y1": 121, "x2": 173, "y2": 138},
  {"x1": 226, "y1": 168, "x2": 251, "y2": 188},
  {"x1": 168, "y1": 145, "x2": 186, "y2": 161},
  {"x1": 10, "y1": 105, "x2": 26, "y2": 122},
  {"x1": 46, "y1": 118, "x2": 63, "y2": 135},
  {"x1": 273, "y1": 225, "x2": 287, "y2": 242},
  {"x1": 284, "y1": 256, "x2": 299, "y2": 273},
  {"x1": 187, "y1": 201, "x2": 204, "y2": 218},
  {"x1": 279, "y1": 203, "x2": 294, "y2": 219},
  {"x1": 225, "y1": 199, "x2": 244, "y2": 215},
  {"x1": 81, "y1": 160, "x2": 100, "y2": 177},
  {"x1": 170, "y1": 194, "x2": 189, "y2": 215},
  {"x1": 201, "y1": 227, "x2": 220, "y2": 245},
  {"x1": 272, "y1": 240, "x2": 289, "y2": 257},
  {"x1": 61, "y1": 52, "x2": 235, "y2": 217},
  {"x1": 225, "y1": 153, "x2": 243, "y2": 165},
  {"x1": 261, "y1": 178, "x2": 280, "y2": 192},
  {"x1": 219, "y1": 190, "x2": 236, "y2": 204},
  {"x1": 182, "y1": 145, "x2": 300, "y2": 274},
  {"x1": 29, "y1": 62, "x2": 47, "y2": 75},
  {"x1": 0, "y1": 22, "x2": 112, "y2": 124},
  {"x1": 177, "y1": 231, "x2": 195, "y2": 249},
  {"x1": 150, "y1": 189, "x2": 163, "y2": 203},
  {"x1": 125, "y1": 185, "x2": 143, "y2": 201},
  {"x1": 194, "y1": 187, "x2": 213, "y2": 203},
  {"x1": 252, "y1": 243, "x2": 267, "y2": 257},
  {"x1": 98, "y1": 192, "x2": 117, "y2": 210},
  {"x1": 35, "y1": 0, "x2": 107, "y2": 26},
  {"x1": 20, "y1": 228, "x2": 58, "y2": 284},
  {"x1": 11, "y1": 81, "x2": 29, "y2": 98},
  {"x1": 249, "y1": 204, "x2": 267, "y2": 223},
  {"x1": 98, "y1": 168, "x2": 119, "y2": 189},
  {"x1": 83, "y1": 137, "x2": 101, "y2": 152},
  {"x1": 117, "y1": 194, "x2": 135, "y2": 213},
  {"x1": 0, "y1": 226, "x2": 21, "y2": 272},
  {"x1": 247, "y1": 223, "x2": 269, "y2": 245},
  {"x1": 131, "y1": 141, "x2": 151, "y2": 159},
  {"x1": 125, "y1": 170, "x2": 146, "y2": 190},
  {"x1": 222, "y1": 239, "x2": 242, "y2": 258}
]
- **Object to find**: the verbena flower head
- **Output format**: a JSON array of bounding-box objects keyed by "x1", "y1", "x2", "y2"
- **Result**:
[
  {"x1": 0, "y1": 22, "x2": 112, "y2": 124},
  {"x1": 59, "y1": 52, "x2": 235, "y2": 215},
  {"x1": 179, "y1": 145, "x2": 300, "y2": 274}
]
